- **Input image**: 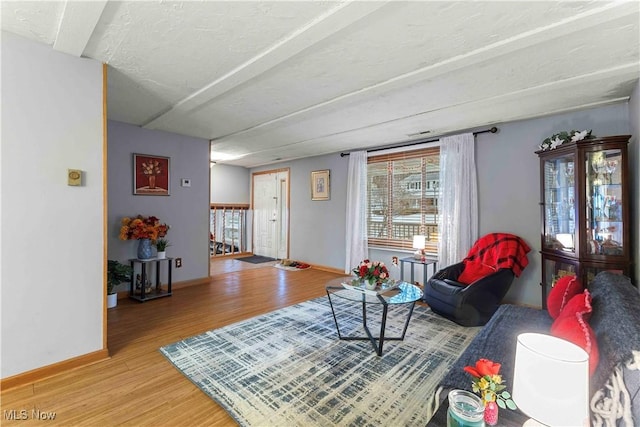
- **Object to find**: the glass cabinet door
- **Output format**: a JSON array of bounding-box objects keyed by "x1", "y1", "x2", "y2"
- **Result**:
[
  {"x1": 585, "y1": 149, "x2": 624, "y2": 256},
  {"x1": 543, "y1": 154, "x2": 576, "y2": 254},
  {"x1": 542, "y1": 257, "x2": 578, "y2": 308}
]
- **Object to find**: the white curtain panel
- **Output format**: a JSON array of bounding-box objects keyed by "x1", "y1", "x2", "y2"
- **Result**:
[
  {"x1": 345, "y1": 151, "x2": 368, "y2": 273},
  {"x1": 438, "y1": 133, "x2": 478, "y2": 267}
]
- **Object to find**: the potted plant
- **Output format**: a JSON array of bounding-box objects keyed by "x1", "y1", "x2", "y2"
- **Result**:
[
  {"x1": 155, "y1": 239, "x2": 171, "y2": 259},
  {"x1": 107, "y1": 260, "x2": 133, "y2": 308}
]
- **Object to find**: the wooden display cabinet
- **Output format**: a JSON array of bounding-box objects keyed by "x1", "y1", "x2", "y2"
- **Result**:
[{"x1": 536, "y1": 134, "x2": 632, "y2": 308}]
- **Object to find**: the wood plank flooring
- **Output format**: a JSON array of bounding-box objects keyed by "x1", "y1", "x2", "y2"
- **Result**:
[{"x1": 1, "y1": 260, "x2": 346, "y2": 426}]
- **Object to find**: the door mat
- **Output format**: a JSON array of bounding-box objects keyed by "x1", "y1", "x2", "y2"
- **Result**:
[{"x1": 237, "y1": 255, "x2": 277, "y2": 264}]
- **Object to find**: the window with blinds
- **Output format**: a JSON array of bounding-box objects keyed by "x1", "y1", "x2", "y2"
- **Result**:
[{"x1": 367, "y1": 147, "x2": 440, "y2": 255}]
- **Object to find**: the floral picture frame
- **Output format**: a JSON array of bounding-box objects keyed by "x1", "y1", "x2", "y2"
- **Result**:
[
  {"x1": 133, "y1": 153, "x2": 170, "y2": 196},
  {"x1": 311, "y1": 169, "x2": 330, "y2": 201}
]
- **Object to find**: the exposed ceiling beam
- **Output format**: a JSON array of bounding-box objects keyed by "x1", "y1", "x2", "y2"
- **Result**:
[
  {"x1": 53, "y1": 0, "x2": 107, "y2": 57},
  {"x1": 207, "y1": 1, "x2": 638, "y2": 144},
  {"x1": 142, "y1": 0, "x2": 389, "y2": 130},
  {"x1": 211, "y1": 62, "x2": 637, "y2": 161}
]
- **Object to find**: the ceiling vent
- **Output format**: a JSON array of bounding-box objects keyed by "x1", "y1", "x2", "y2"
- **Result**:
[{"x1": 407, "y1": 130, "x2": 431, "y2": 137}]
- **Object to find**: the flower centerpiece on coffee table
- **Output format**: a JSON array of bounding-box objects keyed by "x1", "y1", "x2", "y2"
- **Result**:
[{"x1": 352, "y1": 259, "x2": 389, "y2": 290}]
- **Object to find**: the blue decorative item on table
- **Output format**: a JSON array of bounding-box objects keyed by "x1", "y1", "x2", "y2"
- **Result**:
[{"x1": 137, "y1": 238, "x2": 153, "y2": 260}]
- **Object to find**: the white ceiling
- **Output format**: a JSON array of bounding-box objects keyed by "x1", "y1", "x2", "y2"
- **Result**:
[{"x1": 2, "y1": 1, "x2": 639, "y2": 168}]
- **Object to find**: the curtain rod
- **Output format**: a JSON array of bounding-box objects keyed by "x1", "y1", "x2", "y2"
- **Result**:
[{"x1": 339, "y1": 126, "x2": 498, "y2": 157}]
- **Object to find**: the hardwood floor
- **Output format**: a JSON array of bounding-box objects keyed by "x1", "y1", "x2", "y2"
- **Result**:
[{"x1": 1, "y1": 259, "x2": 346, "y2": 426}]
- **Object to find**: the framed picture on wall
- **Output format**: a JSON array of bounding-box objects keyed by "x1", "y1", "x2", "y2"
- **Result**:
[
  {"x1": 311, "y1": 169, "x2": 330, "y2": 201},
  {"x1": 133, "y1": 153, "x2": 170, "y2": 196}
]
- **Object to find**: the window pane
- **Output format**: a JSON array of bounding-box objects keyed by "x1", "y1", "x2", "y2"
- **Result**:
[
  {"x1": 367, "y1": 149, "x2": 440, "y2": 253},
  {"x1": 392, "y1": 158, "x2": 422, "y2": 240},
  {"x1": 367, "y1": 162, "x2": 389, "y2": 239}
]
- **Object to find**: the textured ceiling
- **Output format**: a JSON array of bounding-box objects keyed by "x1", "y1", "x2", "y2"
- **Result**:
[{"x1": 2, "y1": 1, "x2": 639, "y2": 167}]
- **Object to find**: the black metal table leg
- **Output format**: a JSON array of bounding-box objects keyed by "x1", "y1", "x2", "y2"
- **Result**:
[
  {"x1": 129, "y1": 261, "x2": 135, "y2": 295},
  {"x1": 326, "y1": 290, "x2": 343, "y2": 339},
  {"x1": 140, "y1": 262, "x2": 146, "y2": 300},
  {"x1": 399, "y1": 301, "x2": 417, "y2": 339},
  {"x1": 155, "y1": 260, "x2": 160, "y2": 291},
  {"x1": 326, "y1": 285, "x2": 418, "y2": 356}
]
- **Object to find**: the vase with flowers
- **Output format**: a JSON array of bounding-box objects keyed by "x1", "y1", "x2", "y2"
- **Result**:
[
  {"x1": 464, "y1": 358, "x2": 517, "y2": 425},
  {"x1": 142, "y1": 159, "x2": 162, "y2": 189},
  {"x1": 119, "y1": 215, "x2": 170, "y2": 260},
  {"x1": 352, "y1": 259, "x2": 389, "y2": 290}
]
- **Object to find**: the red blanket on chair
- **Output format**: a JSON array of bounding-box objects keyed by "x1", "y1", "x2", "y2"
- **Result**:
[{"x1": 463, "y1": 233, "x2": 531, "y2": 277}]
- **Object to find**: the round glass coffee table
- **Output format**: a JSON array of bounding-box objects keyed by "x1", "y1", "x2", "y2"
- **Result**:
[{"x1": 325, "y1": 277, "x2": 423, "y2": 356}]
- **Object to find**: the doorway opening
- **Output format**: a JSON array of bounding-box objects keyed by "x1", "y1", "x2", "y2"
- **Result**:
[{"x1": 209, "y1": 204, "x2": 249, "y2": 257}]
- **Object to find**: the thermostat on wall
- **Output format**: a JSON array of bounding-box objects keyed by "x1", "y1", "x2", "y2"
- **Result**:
[{"x1": 181, "y1": 178, "x2": 191, "y2": 187}]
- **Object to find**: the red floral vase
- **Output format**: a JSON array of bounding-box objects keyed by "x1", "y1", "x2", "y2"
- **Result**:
[{"x1": 484, "y1": 401, "x2": 499, "y2": 426}]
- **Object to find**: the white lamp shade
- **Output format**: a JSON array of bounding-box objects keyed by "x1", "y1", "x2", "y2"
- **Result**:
[
  {"x1": 512, "y1": 333, "x2": 589, "y2": 427},
  {"x1": 412, "y1": 235, "x2": 426, "y2": 250}
]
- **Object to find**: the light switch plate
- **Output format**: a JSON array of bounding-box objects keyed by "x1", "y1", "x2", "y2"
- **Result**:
[{"x1": 181, "y1": 178, "x2": 191, "y2": 187}]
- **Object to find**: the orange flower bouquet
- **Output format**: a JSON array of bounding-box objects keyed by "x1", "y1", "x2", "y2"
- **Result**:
[{"x1": 119, "y1": 215, "x2": 169, "y2": 241}]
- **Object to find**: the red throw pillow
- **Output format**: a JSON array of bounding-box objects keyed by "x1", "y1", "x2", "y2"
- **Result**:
[
  {"x1": 551, "y1": 290, "x2": 599, "y2": 375},
  {"x1": 547, "y1": 275, "x2": 582, "y2": 319},
  {"x1": 457, "y1": 260, "x2": 496, "y2": 285}
]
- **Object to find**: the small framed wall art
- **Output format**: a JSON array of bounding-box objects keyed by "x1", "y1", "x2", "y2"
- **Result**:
[
  {"x1": 311, "y1": 169, "x2": 330, "y2": 201},
  {"x1": 133, "y1": 153, "x2": 170, "y2": 196}
]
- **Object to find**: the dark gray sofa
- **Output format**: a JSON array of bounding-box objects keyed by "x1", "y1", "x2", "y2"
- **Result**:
[{"x1": 430, "y1": 271, "x2": 640, "y2": 426}]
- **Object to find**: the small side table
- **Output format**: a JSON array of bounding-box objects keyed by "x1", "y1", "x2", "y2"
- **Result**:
[
  {"x1": 399, "y1": 256, "x2": 438, "y2": 286},
  {"x1": 129, "y1": 258, "x2": 173, "y2": 302}
]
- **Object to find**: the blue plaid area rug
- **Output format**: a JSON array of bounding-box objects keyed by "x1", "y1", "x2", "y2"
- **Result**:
[{"x1": 160, "y1": 296, "x2": 480, "y2": 427}]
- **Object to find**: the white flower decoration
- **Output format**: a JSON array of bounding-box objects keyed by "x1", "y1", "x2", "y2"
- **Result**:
[
  {"x1": 550, "y1": 136, "x2": 563, "y2": 149},
  {"x1": 540, "y1": 130, "x2": 593, "y2": 152},
  {"x1": 571, "y1": 130, "x2": 588, "y2": 142}
]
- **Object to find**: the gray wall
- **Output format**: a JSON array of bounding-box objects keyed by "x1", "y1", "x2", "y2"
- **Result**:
[
  {"x1": 1, "y1": 32, "x2": 104, "y2": 378},
  {"x1": 210, "y1": 163, "x2": 250, "y2": 204},
  {"x1": 251, "y1": 101, "x2": 634, "y2": 308},
  {"x1": 252, "y1": 154, "x2": 349, "y2": 269},
  {"x1": 108, "y1": 121, "x2": 210, "y2": 291},
  {"x1": 629, "y1": 81, "x2": 640, "y2": 284},
  {"x1": 477, "y1": 102, "x2": 630, "y2": 307}
]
